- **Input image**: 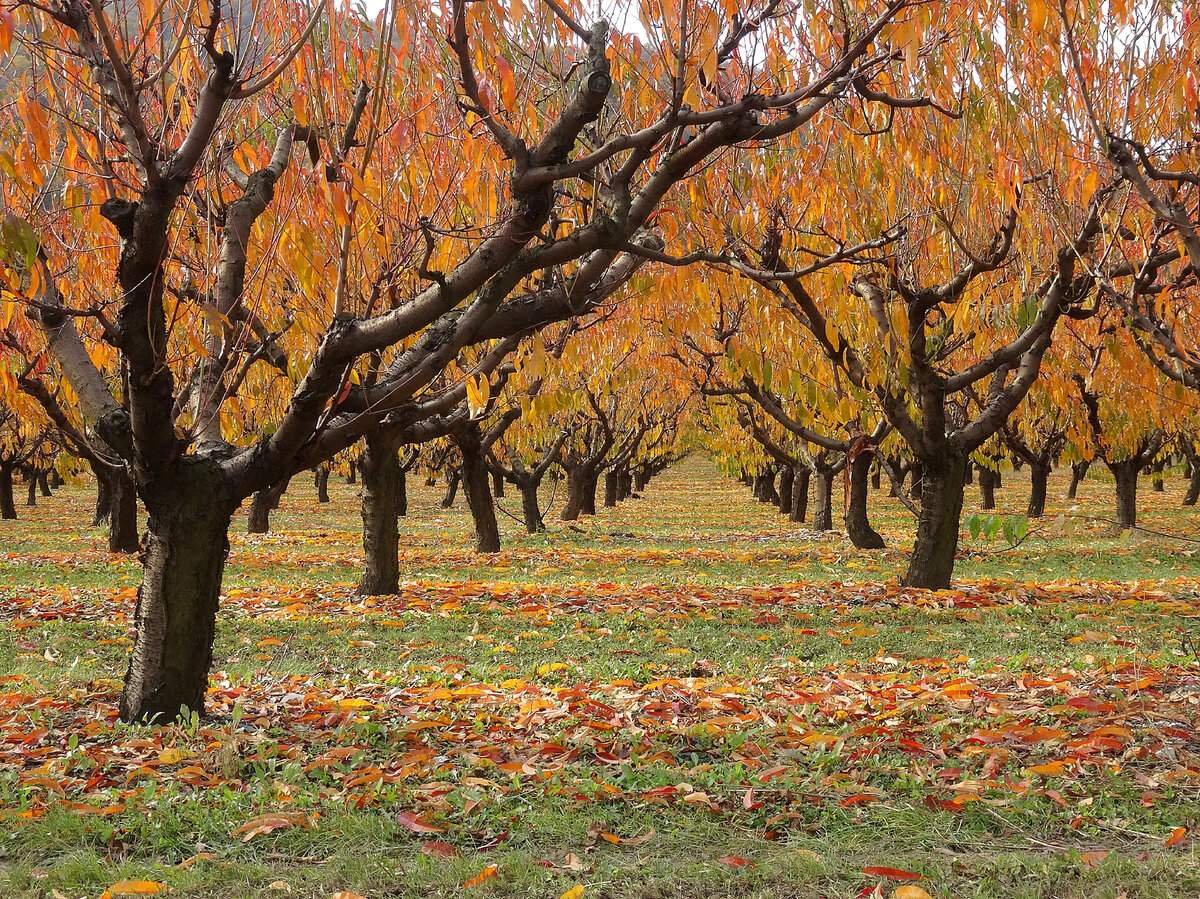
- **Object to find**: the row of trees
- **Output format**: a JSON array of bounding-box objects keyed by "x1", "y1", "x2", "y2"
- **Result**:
[{"x1": 1, "y1": 0, "x2": 1198, "y2": 722}]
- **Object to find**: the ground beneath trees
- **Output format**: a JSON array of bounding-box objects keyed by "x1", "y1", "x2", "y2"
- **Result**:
[{"x1": 1, "y1": 460, "x2": 1199, "y2": 898}]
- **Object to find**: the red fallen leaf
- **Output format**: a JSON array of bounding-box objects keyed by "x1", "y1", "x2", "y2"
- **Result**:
[
  {"x1": 397, "y1": 811, "x2": 443, "y2": 834},
  {"x1": 420, "y1": 840, "x2": 458, "y2": 858},
  {"x1": 839, "y1": 793, "x2": 879, "y2": 807},
  {"x1": 718, "y1": 855, "x2": 753, "y2": 868},
  {"x1": 862, "y1": 866, "x2": 922, "y2": 881},
  {"x1": 1165, "y1": 826, "x2": 1188, "y2": 847}
]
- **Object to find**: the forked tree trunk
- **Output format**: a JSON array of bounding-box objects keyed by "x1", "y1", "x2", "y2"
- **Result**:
[
  {"x1": 440, "y1": 469, "x2": 461, "y2": 508},
  {"x1": 1110, "y1": 460, "x2": 1139, "y2": 530},
  {"x1": 359, "y1": 437, "x2": 402, "y2": 596},
  {"x1": 561, "y1": 466, "x2": 597, "y2": 521},
  {"x1": 903, "y1": 451, "x2": 968, "y2": 589},
  {"x1": 459, "y1": 432, "x2": 500, "y2": 553},
  {"x1": 1067, "y1": 461, "x2": 1089, "y2": 500},
  {"x1": 978, "y1": 468, "x2": 997, "y2": 510},
  {"x1": 604, "y1": 470, "x2": 619, "y2": 507},
  {"x1": 791, "y1": 466, "x2": 809, "y2": 523},
  {"x1": 247, "y1": 478, "x2": 289, "y2": 534},
  {"x1": 777, "y1": 466, "x2": 794, "y2": 515},
  {"x1": 106, "y1": 468, "x2": 140, "y2": 554},
  {"x1": 119, "y1": 467, "x2": 236, "y2": 723},
  {"x1": 811, "y1": 469, "x2": 834, "y2": 532},
  {"x1": 1185, "y1": 464, "x2": 1200, "y2": 506},
  {"x1": 1027, "y1": 462, "x2": 1050, "y2": 519},
  {"x1": 0, "y1": 464, "x2": 16, "y2": 520},
  {"x1": 520, "y1": 481, "x2": 544, "y2": 532},
  {"x1": 315, "y1": 466, "x2": 331, "y2": 503},
  {"x1": 844, "y1": 452, "x2": 885, "y2": 549}
]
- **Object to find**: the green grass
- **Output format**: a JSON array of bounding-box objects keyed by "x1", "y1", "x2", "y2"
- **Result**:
[{"x1": 1, "y1": 459, "x2": 1199, "y2": 897}]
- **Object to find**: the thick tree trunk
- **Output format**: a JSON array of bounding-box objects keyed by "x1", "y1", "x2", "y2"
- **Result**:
[
  {"x1": 909, "y1": 461, "x2": 924, "y2": 500},
  {"x1": 38, "y1": 471, "x2": 51, "y2": 497},
  {"x1": 49, "y1": 469, "x2": 64, "y2": 489},
  {"x1": 0, "y1": 464, "x2": 16, "y2": 520},
  {"x1": 778, "y1": 465, "x2": 794, "y2": 515},
  {"x1": 119, "y1": 472, "x2": 236, "y2": 724},
  {"x1": 903, "y1": 451, "x2": 968, "y2": 589},
  {"x1": 397, "y1": 468, "x2": 408, "y2": 517},
  {"x1": 1151, "y1": 460, "x2": 1165, "y2": 493},
  {"x1": 440, "y1": 469, "x2": 461, "y2": 508},
  {"x1": 1185, "y1": 464, "x2": 1200, "y2": 506},
  {"x1": 359, "y1": 437, "x2": 402, "y2": 596},
  {"x1": 752, "y1": 471, "x2": 768, "y2": 501},
  {"x1": 1111, "y1": 460, "x2": 1139, "y2": 530},
  {"x1": 315, "y1": 466, "x2": 331, "y2": 503},
  {"x1": 459, "y1": 432, "x2": 501, "y2": 553},
  {"x1": 1067, "y1": 461, "x2": 1089, "y2": 500},
  {"x1": 811, "y1": 469, "x2": 834, "y2": 532},
  {"x1": 492, "y1": 470, "x2": 505, "y2": 498},
  {"x1": 844, "y1": 452, "x2": 885, "y2": 549},
  {"x1": 581, "y1": 472, "x2": 598, "y2": 515},
  {"x1": 604, "y1": 470, "x2": 619, "y2": 507},
  {"x1": 520, "y1": 481, "x2": 544, "y2": 532},
  {"x1": 247, "y1": 478, "x2": 289, "y2": 534},
  {"x1": 346, "y1": 464, "x2": 357, "y2": 485},
  {"x1": 25, "y1": 473, "x2": 37, "y2": 507},
  {"x1": 964, "y1": 461, "x2": 974, "y2": 485},
  {"x1": 1027, "y1": 462, "x2": 1050, "y2": 519},
  {"x1": 791, "y1": 466, "x2": 809, "y2": 523},
  {"x1": 871, "y1": 464, "x2": 881, "y2": 491},
  {"x1": 561, "y1": 467, "x2": 596, "y2": 521},
  {"x1": 978, "y1": 468, "x2": 997, "y2": 510},
  {"x1": 107, "y1": 468, "x2": 140, "y2": 554},
  {"x1": 618, "y1": 468, "x2": 633, "y2": 500}
]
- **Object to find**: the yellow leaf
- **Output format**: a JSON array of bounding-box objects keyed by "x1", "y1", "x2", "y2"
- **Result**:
[
  {"x1": 560, "y1": 887, "x2": 585, "y2": 899},
  {"x1": 463, "y1": 864, "x2": 498, "y2": 888},
  {"x1": 100, "y1": 881, "x2": 169, "y2": 898},
  {"x1": 157, "y1": 748, "x2": 192, "y2": 765},
  {"x1": 893, "y1": 887, "x2": 933, "y2": 899}
]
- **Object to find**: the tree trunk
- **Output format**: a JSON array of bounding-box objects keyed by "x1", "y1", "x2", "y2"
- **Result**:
[
  {"x1": 49, "y1": 469, "x2": 64, "y2": 489},
  {"x1": 38, "y1": 471, "x2": 51, "y2": 497},
  {"x1": 1110, "y1": 460, "x2": 1139, "y2": 530},
  {"x1": 25, "y1": 473, "x2": 37, "y2": 507},
  {"x1": 619, "y1": 468, "x2": 633, "y2": 500},
  {"x1": 520, "y1": 481, "x2": 544, "y2": 533},
  {"x1": 963, "y1": 461, "x2": 974, "y2": 485},
  {"x1": 119, "y1": 472, "x2": 236, "y2": 724},
  {"x1": 777, "y1": 465, "x2": 794, "y2": 515},
  {"x1": 1067, "y1": 461, "x2": 1089, "y2": 500},
  {"x1": 812, "y1": 469, "x2": 834, "y2": 532},
  {"x1": 397, "y1": 467, "x2": 408, "y2": 517},
  {"x1": 1027, "y1": 462, "x2": 1050, "y2": 519},
  {"x1": 315, "y1": 466, "x2": 331, "y2": 503},
  {"x1": 561, "y1": 467, "x2": 594, "y2": 521},
  {"x1": 92, "y1": 467, "x2": 112, "y2": 527},
  {"x1": 909, "y1": 461, "x2": 924, "y2": 499},
  {"x1": 247, "y1": 478, "x2": 289, "y2": 534},
  {"x1": 459, "y1": 431, "x2": 501, "y2": 553},
  {"x1": 903, "y1": 451, "x2": 968, "y2": 589},
  {"x1": 107, "y1": 468, "x2": 140, "y2": 554},
  {"x1": 1185, "y1": 464, "x2": 1200, "y2": 506},
  {"x1": 871, "y1": 464, "x2": 881, "y2": 490},
  {"x1": 790, "y1": 466, "x2": 809, "y2": 523},
  {"x1": 346, "y1": 463, "x2": 357, "y2": 485},
  {"x1": 844, "y1": 452, "x2": 885, "y2": 549},
  {"x1": 492, "y1": 470, "x2": 505, "y2": 498},
  {"x1": 359, "y1": 436, "x2": 402, "y2": 596},
  {"x1": 581, "y1": 472, "x2": 598, "y2": 515},
  {"x1": 978, "y1": 468, "x2": 997, "y2": 510},
  {"x1": 752, "y1": 471, "x2": 767, "y2": 501},
  {"x1": 604, "y1": 470, "x2": 619, "y2": 507},
  {"x1": 1151, "y1": 460, "x2": 1165, "y2": 493},
  {"x1": 0, "y1": 464, "x2": 16, "y2": 520},
  {"x1": 440, "y1": 469, "x2": 461, "y2": 508}
]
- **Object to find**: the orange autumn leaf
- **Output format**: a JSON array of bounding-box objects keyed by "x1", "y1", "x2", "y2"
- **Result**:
[
  {"x1": 463, "y1": 864, "x2": 498, "y2": 888},
  {"x1": 863, "y1": 866, "x2": 922, "y2": 881},
  {"x1": 99, "y1": 881, "x2": 169, "y2": 897}
]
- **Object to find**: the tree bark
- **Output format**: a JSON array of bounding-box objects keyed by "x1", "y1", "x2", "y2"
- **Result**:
[
  {"x1": 812, "y1": 469, "x2": 834, "y2": 532},
  {"x1": 561, "y1": 466, "x2": 596, "y2": 521},
  {"x1": 92, "y1": 467, "x2": 112, "y2": 527},
  {"x1": 247, "y1": 478, "x2": 289, "y2": 534},
  {"x1": 978, "y1": 468, "x2": 997, "y2": 510},
  {"x1": 459, "y1": 429, "x2": 501, "y2": 553},
  {"x1": 25, "y1": 473, "x2": 37, "y2": 507},
  {"x1": 397, "y1": 467, "x2": 408, "y2": 517},
  {"x1": 492, "y1": 470, "x2": 505, "y2": 498},
  {"x1": 1067, "y1": 461, "x2": 1089, "y2": 500},
  {"x1": 908, "y1": 460, "x2": 924, "y2": 499},
  {"x1": 38, "y1": 471, "x2": 51, "y2": 497},
  {"x1": 359, "y1": 436, "x2": 402, "y2": 596},
  {"x1": 604, "y1": 470, "x2": 619, "y2": 507},
  {"x1": 903, "y1": 451, "x2": 968, "y2": 589},
  {"x1": 844, "y1": 451, "x2": 885, "y2": 549},
  {"x1": 618, "y1": 468, "x2": 633, "y2": 500},
  {"x1": 440, "y1": 469, "x2": 461, "y2": 508},
  {"x1": 520, "y1": 481, "x2": 544, "y2": 532},
  {"x1": 118, "y1": 469, "x2": 236, "y2": 724},
  {"x1": 315, "y1": 466, "x2": 331, "y2": 503},
  {"x1": 1185, "y1": 464, "x2": 1200, "y2": 506},
  {"x1": 790, "y1": 466, "x2": 809, "y2": 523},
  {"x1": 1027, "y1": 462, "x2": 1050, "y2": 519},
  {"x1": 1111, "y1": 460, "x2": 1139, "y2": 530},
  {"x1": 107, "y1": 468, "x2": 140, "y2": 554},
  {"x1": 1151, "y1": 460, "x2": 1165, "y2": 493},
  {"x1": 0, "y1": 464, "x2": 16, "y2": 520},
  {"x1": 777, "y1": 465, "x2": 794, "y2": 515}
]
